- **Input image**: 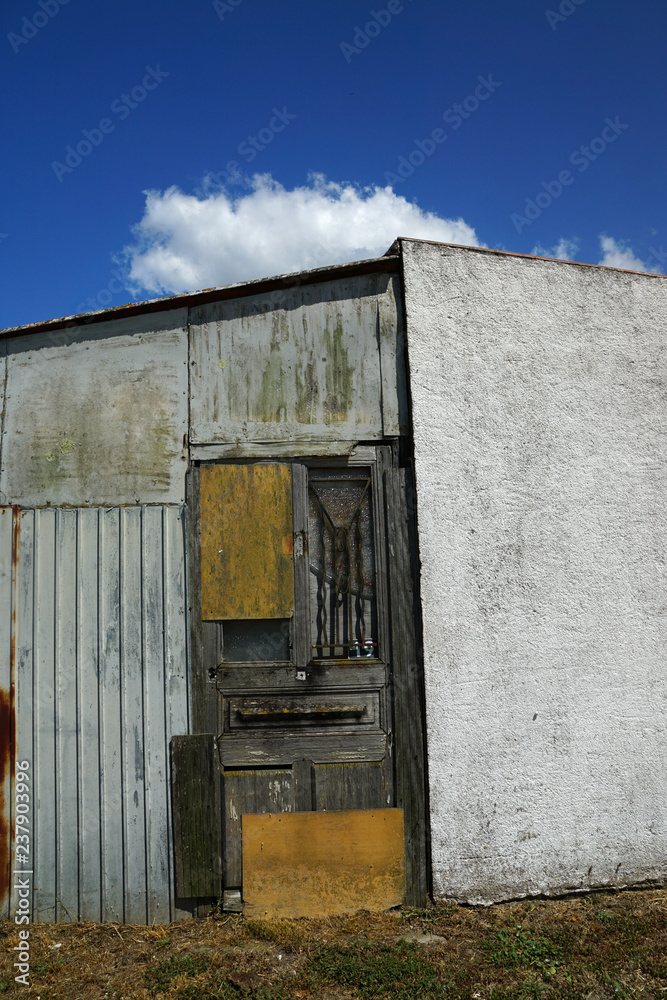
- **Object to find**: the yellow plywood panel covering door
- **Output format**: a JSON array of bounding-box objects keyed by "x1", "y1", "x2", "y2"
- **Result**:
[
  {"x1": 200, "y1": 463, "x2": 294, "y2": 620},
  {"x1": 242, "y1": 808, "x2": 405, "y2": 918}
]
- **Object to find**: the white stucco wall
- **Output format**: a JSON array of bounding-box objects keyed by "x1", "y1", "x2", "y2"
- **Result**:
[{"x1": 402, "y1": 239, "x2": 667, "y2": 903}]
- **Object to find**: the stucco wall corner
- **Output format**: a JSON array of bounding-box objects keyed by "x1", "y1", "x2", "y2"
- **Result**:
[{"x1": 400, "y1": 239, "x2": 667, "y2": 904}]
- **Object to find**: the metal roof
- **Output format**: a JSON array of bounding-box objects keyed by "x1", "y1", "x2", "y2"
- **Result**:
[{"x1": 2, "y1": 238, "x2": 663, "y2": 342}]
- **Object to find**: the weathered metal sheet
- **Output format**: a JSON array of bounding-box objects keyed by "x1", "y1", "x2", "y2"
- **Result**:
[
  {"x1": 0, "y1": 507, "x2": 17, "y2": 919},
  {"x1": 242, "y1": 808, "x2": 405, "y2": 918},
  {"x1": 189, "y1": 273, "x2": 402, "y2": 446},
  {"x1": 377, "y1": 272, "x2": 409, "y2": 437},
  {"x1": 0, "y1": 310, "x2": 188, "y2": 507},
  {"x1": 8, "y1": 505, "x2": 191, "y2": 924},
  {"x1": 200, "y1": 463, "x2": 293, "y2": 620}
]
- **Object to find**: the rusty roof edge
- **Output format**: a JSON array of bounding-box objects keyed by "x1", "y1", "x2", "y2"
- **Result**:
[
  {"x1": 397, "y1": 237, "x2": 667, "y2": 279},
  {"x1": 0, "y1": 253, "x2": 401, "y2": 341}
]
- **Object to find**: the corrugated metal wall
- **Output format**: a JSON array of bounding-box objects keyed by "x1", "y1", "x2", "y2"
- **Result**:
[{"x1": 1, "y1": 505, "x2": 192, "y2": 924}]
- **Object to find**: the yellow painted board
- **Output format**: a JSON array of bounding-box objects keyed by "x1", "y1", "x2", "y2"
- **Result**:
[
  {"x1": 242, "y1": 808, "x2": 405, "y2": 918},
  {"x1": 201, "y1": 463, "x2": 293, "y2": 620}
]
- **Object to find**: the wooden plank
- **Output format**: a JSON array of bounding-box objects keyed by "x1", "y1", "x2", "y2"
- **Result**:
[
  {"x1": 77, "y1": 508, "x2": 102, "y2": 921},
  {"x1": 200, "y1": 463, "x2": 293, "y2": 621},
  {"x1": 187, "y1": 468, "x2": 215, "y2": 735},
  {"x1": 242, "y1": 808, "x2": 405, "y2": 918},
  {"x1": 292, "y1": 758, "x2": 313, "y2": 812},
  {"x1": 218, "y1": 730, "x2": 387, "y2": 767},
  {"x1": 170, "y1": 734, "x2": 221, "y2": 898},
  {"x1": 55, "y1": 508, "x2": 79, "y2": 921},
  {"x1": 384, "y1": 467, "x2": 429, "y2": 906},
  {"x1": 222, "y1": 768, "x2": 294, "y2": 886},
  {"x1": 216, "y1": 663, "x2": 387, "y2": 692},
  {"x1": 313, "y1": 762, "x2": 387, "y2": 811},
  {"x1": 226, "y1": 693, "x2": 378, "y2": 729},
  {"x1": 190, "y1": 441, "x2": 357, "y2": 461},
  {"x1": 291, "y1": 463, "x2": 310, "y2": 669},
  {"x1": 372, "y1": 448, "x2": 392, "y2": 665}
]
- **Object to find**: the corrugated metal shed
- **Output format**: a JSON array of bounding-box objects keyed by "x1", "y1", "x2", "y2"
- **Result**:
[{"x1": 1, "y1": 505, "x2": 191, "y2": 923}]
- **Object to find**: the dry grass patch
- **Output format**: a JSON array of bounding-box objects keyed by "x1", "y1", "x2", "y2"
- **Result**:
[{"x1": 0, "y1": 888, "x2": 665, "y2": 999}]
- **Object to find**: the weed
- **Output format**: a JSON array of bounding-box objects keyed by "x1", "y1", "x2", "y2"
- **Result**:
[
  {"x1": 303, "y1": 938, "x2": 451, "y2": 998},
  {"x1": 145, "y1": 953, "x2": 210, "y2": 993},
  {"x1": 0, "y1": 979, "x2": 10, "y2": 994},
  {"x1": 486, "y1": 925, "x2": 561, "y2": 971},
  {"x1": 31, "y1": 958, "x2": 66, "y2": 975}
]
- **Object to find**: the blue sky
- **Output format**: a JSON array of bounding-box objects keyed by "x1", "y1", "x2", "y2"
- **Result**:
[{"x1": 1, "y1": 0, "x2": 665, "y2": 330}]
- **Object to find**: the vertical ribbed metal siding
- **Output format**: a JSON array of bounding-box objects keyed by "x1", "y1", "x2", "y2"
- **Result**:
[
  {"x1": 4, "y1": 506, "x2": 191, "y2": 924},
  {"x1": 0, "y1": 507, "x2": 16, "y2": 920}
]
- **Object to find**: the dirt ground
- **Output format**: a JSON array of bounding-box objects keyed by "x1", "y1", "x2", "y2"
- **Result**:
[{"x1": 1, "y1": 887, "x2": 666, "y2": 999}]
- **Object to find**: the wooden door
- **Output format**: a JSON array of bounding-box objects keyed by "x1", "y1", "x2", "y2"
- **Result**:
[{"x1": 189, "y1": 448, "x2": 428, "y2": 908}]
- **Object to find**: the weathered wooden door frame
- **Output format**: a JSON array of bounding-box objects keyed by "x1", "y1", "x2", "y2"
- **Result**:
[{"x1": 184, "y1": 447, "x2": 429, "y2": 906}]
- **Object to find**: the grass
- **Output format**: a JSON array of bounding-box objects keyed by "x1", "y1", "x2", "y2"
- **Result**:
[
  {"x1": 305, "y1": 939, "x2": 451, "y2": 998},
  {"x1": 0, "y1": 888, "x2": 665, "y2": 999}
]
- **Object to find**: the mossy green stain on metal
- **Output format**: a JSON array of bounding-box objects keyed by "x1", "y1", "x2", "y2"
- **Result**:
[
  {"x1": 321, "y1": 321, "x2": 355, "y2": 424},
  {"x1": 258, "y1": 347, "x2": 288, "y2": 423},
  {"x1": 295, "y1": 359, "x2": 319, "y2": 424}
]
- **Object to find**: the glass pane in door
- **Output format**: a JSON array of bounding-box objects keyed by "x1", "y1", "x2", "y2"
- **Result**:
[{"x1": 308, "y1": 470, "x2": 378, "y2": 659}]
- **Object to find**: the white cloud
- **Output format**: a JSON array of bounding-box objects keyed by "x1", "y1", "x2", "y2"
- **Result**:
[
  {"x1": 597, "y1": 235, "x2": 661, "y2": 273},
  {"x1": 531, "y1": 238, "x2": 579, "y2": 261},
  {"x1": 120, "y1": 173, "x2": 482, "y2": 295}
]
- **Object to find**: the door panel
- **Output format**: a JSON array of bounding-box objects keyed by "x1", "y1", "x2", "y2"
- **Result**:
[
  {"x1": 313, "y1": 763, "x2": 389, "y2": 811},
  {"x1": 222, "y1": 769, "x2": 295, "y2": 886},
  {"x1": 200, "y1": 462, "x2": 294, "y2": 620},
  {"x1": 203, "y1": 454, "x2": 398, "y2": 898}
]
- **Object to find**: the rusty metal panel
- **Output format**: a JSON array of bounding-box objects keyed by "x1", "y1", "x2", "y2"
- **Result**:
[
  {"x1": 7, "y1": 505, "x2": 191, "y2": 924},
  {"x1": 189, "y1": 274, "x2": 398, "y2": 446},
  {"x1": 0, "y1": 310, "x2": 188, "y2": 507},
  {"x1": 242, "y1": 808, "x2": 405, "y2": 918},
  {"x1": 201, "y1": 463, "x2": 293, "y2": 620}
]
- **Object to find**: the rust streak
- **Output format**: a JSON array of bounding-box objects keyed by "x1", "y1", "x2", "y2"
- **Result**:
[{"x1": 0, "y1": 687, "x2": 11, "y2": 910}]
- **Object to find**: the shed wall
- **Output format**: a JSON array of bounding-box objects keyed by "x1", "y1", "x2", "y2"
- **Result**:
[
  {"x1": 188, "y1": 272, "x2": 406, "y2": 455},
  {"x1": 0, "y1": 311, "x2": 188, "y2": 507},
  {"x1": 1, "y1": 504, "x2": 191, "y2": 924},
  {"x1": 402, "y1": 240, "x2": 667, "y2": 903}
]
